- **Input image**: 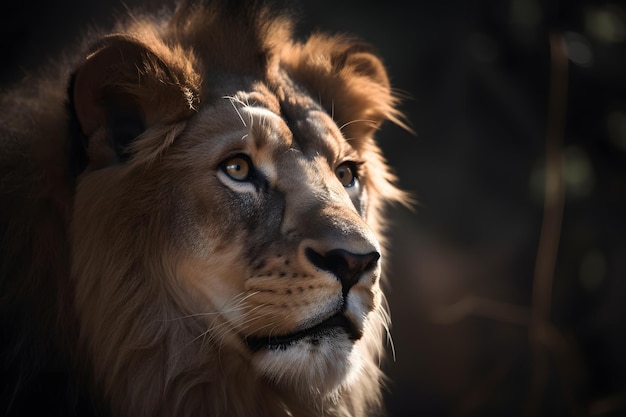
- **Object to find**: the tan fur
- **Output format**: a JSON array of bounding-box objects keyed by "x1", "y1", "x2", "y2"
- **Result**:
[{"x1": 0, "y1": 2, "x2": 407, "y2": 416}]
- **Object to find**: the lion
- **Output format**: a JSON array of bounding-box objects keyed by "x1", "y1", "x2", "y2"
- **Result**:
[{"x1": 0, "y1": 1, "x2": 407, "y2": 416}]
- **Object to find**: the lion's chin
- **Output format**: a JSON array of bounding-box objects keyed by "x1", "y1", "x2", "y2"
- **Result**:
[{"x1": 250, "y1": 328, "x2": 363, "y2": 396}]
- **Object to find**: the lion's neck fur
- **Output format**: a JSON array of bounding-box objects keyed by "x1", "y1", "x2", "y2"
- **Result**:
[{"x1": 81, "y1": 300, "x2": 380, "y2": 417}]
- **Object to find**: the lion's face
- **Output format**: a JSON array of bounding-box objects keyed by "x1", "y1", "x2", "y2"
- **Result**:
[
  {"x1": 73, "y1": 81, "x2": 385, "y2": 398},
  {"x1": 171, "y1": 84, "x2": 384, "y2": 392}
]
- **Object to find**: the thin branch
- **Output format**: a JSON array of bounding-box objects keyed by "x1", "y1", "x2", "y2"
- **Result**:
[
  {"x1": 425, "y1": 30, "x2": 580, "y2": 417},
  {"x1": 525, "y1": 32, "x2": 569, "y2": 417}
]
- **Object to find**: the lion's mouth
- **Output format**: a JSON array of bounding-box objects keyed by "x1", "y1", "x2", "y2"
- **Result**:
[{"x1": 245, "y1": 314, "x2": 361, "y2": 353}]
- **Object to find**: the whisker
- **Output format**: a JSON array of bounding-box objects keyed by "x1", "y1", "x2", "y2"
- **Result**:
[
  {"x1": 377, "y1": 298, "x2": 396, "y2": 362},
  {"x1": 223, "y1": 95, "x2": 247, "y2": 127},
  {"x1": 338, "y1": 118, "x2": 377, "y2": 132},
  {"x1": 170, "y1": 290, "x2": 264, "y2": 351},
  {"x1": 184, "y1": 306, "x2": 274, "y2": 354},
  {"x1": 156, "y1": 312, "x2": 225, "y2": 322},
  {"x1": 242, "y1": 319, "x2": 279, "y2": 338}
]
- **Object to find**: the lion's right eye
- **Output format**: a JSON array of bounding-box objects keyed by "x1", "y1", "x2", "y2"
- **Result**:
[
  {"x1": 221, "y1": 155, "x2": 252, "y2": 181},
  {"x1": 335, "y1": 162, "x2": 359, "y2": 188}
]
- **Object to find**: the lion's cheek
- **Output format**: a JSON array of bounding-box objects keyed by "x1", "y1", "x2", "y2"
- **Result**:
[
  {"x1": 174, "y1": 252, "x2": 258, "y2": 354},
  {"x1": 180, "y1": 255, "x2": 238, "y2": 298}
]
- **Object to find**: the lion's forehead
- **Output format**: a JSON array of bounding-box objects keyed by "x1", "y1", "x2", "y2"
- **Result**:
[{"x1": 193, "y1": 85, "x2": 353, "y2": 174}]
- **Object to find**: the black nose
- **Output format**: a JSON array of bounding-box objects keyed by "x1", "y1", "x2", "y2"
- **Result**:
[{"x1": 305, "y1": 248, "x2": 380, "y2": 295}]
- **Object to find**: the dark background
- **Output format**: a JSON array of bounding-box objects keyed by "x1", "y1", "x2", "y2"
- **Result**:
[{"x1": 2, "y1": 1, "x2": 626, "y2": 416}]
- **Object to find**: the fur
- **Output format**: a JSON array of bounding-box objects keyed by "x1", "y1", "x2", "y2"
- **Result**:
[{"x1": 0, "y1": 1, "x2": 407, "y2": 416}]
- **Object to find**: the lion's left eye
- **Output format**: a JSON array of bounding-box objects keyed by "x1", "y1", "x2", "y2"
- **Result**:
[
  {"x1": 222, "y1": 155, "x2": 253, "y2": 182},
  {"x1": 335, "y1": 162, "x2": 358, "y2": 188}
]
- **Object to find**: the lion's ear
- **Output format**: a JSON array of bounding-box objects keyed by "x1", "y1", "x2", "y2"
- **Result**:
[
  {"x1": 71, "y1": 35, "x2": 197, "y2": 166},
  {"x1": 283, "y1": 37, "x2": 407, "y2": 141}
]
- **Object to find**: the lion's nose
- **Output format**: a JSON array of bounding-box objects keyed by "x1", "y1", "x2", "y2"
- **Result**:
[{"x1": 305, "y1": 248, "x2": 380, "y2": 295}]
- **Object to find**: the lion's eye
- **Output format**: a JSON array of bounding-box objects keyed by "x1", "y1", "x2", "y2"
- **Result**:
[
  {"x1": 335, "y1": 162, "x2": 358, "y2": 188},
  {"x1": 222, "y1": 155, "x2": 252, "y2": 181}
]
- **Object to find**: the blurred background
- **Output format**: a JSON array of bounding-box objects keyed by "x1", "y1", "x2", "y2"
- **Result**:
[{"x1": 2, "y1": 0, "x2": 625, "y2": 416}]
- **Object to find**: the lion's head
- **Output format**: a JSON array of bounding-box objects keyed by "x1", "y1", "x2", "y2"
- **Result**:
[{"x1": 0, "y1": 2, "x2": 406, "y2": 416}]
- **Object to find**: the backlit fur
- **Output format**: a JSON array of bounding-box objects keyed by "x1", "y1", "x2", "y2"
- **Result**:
[{"x1": 0, "y1": 1, "x2": 407, "y2": 416}]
